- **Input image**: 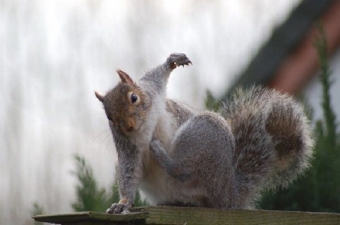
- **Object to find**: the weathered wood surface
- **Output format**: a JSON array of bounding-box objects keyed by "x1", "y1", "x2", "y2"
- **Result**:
[
  {"x1": 32, "y1": 211, "x2": 148, "y2": 225},
  {"x1": 33, "y1": 206, "x2": 340, "y2": 225}
]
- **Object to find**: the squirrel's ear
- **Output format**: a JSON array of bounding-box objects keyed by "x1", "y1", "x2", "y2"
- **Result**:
[
  {"x1": 117, "y1": 70, "x2": 134, "y2": 85},
  {"x1": 94, "y1": 91, "x2": 105, "y2": 102}
]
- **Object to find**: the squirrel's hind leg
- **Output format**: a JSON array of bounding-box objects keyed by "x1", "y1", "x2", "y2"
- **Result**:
[{"x1": 150, "y1": 113, "x2": 239, "y2": 208}]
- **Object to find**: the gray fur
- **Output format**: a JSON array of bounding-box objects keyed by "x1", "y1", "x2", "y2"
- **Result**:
[
  {"x1": 106, "y1": 124, "x2": 141, "y2": 214},
  {"x1": 96, "y1": 53, "x2": 313, "y2": 213}
]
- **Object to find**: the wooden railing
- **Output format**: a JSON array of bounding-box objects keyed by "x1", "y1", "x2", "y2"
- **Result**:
[{"x1": 33, "y1": 206, "x2": 340, "y2": 225}]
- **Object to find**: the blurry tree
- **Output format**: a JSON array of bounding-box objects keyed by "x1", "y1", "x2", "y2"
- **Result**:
[
  {"x1": 259, "y1": 24, "x2": 340, "y2": 212},
  {"x1": 205, "y1": 90, "x2": 221, "y2": 112},
  {"x1": 72, "y1": 155, "x2": 110, "y2": 212},
  {"x1": 72, "y1": 155, "x2": 146, "y2": 212},
  {"x1": 31, "y1": 202, "x2": 45, "y2": 225}
]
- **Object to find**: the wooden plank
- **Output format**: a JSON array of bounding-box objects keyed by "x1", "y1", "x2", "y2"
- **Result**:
[
  {"x1": 32, "y1": 211, "x2": 148, "y2": 224},
  {"x1": 145, "y1": 206, "x2": 340, "y2": 225},
  {"x1": 32, "y1": 207, "x2": 340, "y2": 225}
]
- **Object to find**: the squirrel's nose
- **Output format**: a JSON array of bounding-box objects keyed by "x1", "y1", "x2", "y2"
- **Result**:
[
  {"x1": 123, "y1": 119, "x2": 135, "y2": 133},
  {"x1": 126, "y1": 125, "x2": 134, "y2": 132}
]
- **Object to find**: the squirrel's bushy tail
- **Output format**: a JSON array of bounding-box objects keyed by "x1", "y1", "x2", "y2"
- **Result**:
[{"x1": 221, "y1": 86, "x2": 313, "y2": 207}]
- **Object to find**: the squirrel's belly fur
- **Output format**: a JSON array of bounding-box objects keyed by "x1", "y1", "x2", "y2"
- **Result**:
[
  {"x1": 139, "y1": 165, "x2": 205, "y2": 206},
  {"x1": 138, "y1": 101, "x2": 195, "y2": 205}
]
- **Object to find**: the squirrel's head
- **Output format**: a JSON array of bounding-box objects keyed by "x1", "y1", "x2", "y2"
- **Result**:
[{"x1": 95, "y1": 70, "x2": 151, "y2": 136}]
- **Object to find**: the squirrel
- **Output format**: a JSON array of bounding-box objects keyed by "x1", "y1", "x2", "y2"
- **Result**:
[{"x1": 95, "y1": 53, "x2": 313, "y2": 214}]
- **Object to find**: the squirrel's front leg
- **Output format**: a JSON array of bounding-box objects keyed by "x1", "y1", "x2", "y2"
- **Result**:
[
  {"x1": 106, "y1": 152, "x2": 138, "y2": 214},
  {"x1": 165, "y1": 53, "x2": 192, "y2": 70},
  {"x1": 139, "y1": 53, "x2": 191, "y2": 93},
  {"x1": 150, "y1": 139, "x2": 191, "y2": 182},
  {"x1": 106, "y1": 127, "x2": 140, "y2": 214}
]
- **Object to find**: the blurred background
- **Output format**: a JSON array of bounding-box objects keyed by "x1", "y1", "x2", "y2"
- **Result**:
[{"x1": 1, "y1": 0, "x2": 340, "y2": 224}]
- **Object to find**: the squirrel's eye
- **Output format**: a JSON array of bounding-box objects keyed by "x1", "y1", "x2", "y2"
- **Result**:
[
  {"x1": 131, "y1": 93, "x2": 138, "y2": 103},
  {"x1": 127, "y1": 91, "x2": 140, "y2": 104}
]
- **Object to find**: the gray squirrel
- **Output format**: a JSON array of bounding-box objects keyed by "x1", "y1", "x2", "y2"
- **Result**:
[{"x1": 95, "y1": 53, "x2": 313, "y2": 214}]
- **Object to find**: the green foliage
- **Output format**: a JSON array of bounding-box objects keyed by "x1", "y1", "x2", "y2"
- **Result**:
[
  {"x1": 71, "y1": 154, "x2": 112, "y2": 211},
  {"x1": 71, "y1": 154, "x2": 146, "y2": 212},
  {"x1": 31, "y1": 202, "x2": 45, "y2": 225},
  {"x1": 259, "y1": 24, "x2": 340, "y2": 212},
  {"x1": 205, "y1": 90, "x2": 221, "y2": 112}
]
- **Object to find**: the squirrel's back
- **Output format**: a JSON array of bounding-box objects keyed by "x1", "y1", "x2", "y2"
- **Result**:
[{"x1": 222, "y1": 87, "x2": 313, "y2": 206}]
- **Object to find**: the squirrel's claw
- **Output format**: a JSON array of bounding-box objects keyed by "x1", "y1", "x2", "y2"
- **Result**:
[
  {"x1": 106, "y1": 202, "x2": 131, "y2": 214},
  {"x1": 166, "y1": 53, "x2": 192, "y2": 69}
]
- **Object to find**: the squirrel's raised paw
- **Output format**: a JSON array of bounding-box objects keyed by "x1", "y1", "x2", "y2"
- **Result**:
[
  {"x1": 150, "y1": 139, "x2": 192, "y2": 182},
  {"x1": 166, "y1": 53, "x2": 192, "y2": 69},
  {"x1": 106, "y1": 202, "x2": 131, "y2": 214}
]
